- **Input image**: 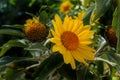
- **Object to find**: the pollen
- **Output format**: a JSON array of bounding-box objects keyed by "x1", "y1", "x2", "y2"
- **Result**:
[{"x1": 61, "y1": 31, "x2": 79, "y2": 50}]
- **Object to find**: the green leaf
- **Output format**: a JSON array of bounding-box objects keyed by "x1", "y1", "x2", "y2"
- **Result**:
[
  {"x1": 107, "y1": 52, "x2": 120, "y2": 73},
  {"x1": 0, "y1": 40, "x2": 28, "y2": 57},
  {"x1": 91, "y1": 0, "x2": 111, "y2": 22},
  {"x1": 83, "y1": 5, "x2": 94, "y2": 25},
  {"x1": 0, "y1": 56, "x2": 14, "y2": 66},
  {"x1": 33, "y1": 53, "x2": 64, "y2": 80},
  {"x1": 0, "y1": 56, "x2": 37, "y2": 67},
  {"x1": 112, "y1": 1, "x2": 120, "y2": 53},
  {"x1": 2, "y1": 24, "x2": 25, "y2": 29},
  {"x1": 24, "y1": 42, "x2": 49, "y2": 57},
  {"x1": 39, "y1": 11, "x2": 48, "y2": 24},
  {"x1": 112, "y1": 7, "x2": 120, "y2": 50},
  {"x1": 112, "y1": 8, "x2": 118, "y2": 30},
  {"x1": 0, "y1": 29, "x2": 24, "y2": 37},
  {"x1": 24, "y1": 42, "x2": 48, "y2": 52},
  {"x1": 116, "y1": 0, "x2": 120, "y2": 53}
]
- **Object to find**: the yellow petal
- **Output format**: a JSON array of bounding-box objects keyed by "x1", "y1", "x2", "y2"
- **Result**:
[
  {"x1": 67, "y1": 19, "x2": 74, "y2": 31},
  {"x1": 77, "y1": 45, "x2": 95, "y2": 60},
  {"x1": 62, "y1": 50, "x2": 76, "y2": 69},
  {"x1": 55, "y1": 14, "x2": 63, "y2": 27},
  {"x1": 52, "y1": 45, "x2": 60, "y2": 52},
  {"x1": 72, "y1": 20, "x2": 79, "y2": 32},
  {"x1": 80, "y1": 39, "x2": 93, "y2": 45},
  {"x1": 79, "y1": 30, "x2": 94, "y2": 39},
  {"x1": 52, "y1": 20, "x2": 61, "y2": 36},
  {"x1": 63, "y1": 15, "x2": 69, "y2": 24},
  {"x1": 70, "y1": 54, "x2": 76, "y2": 69},
  {"x1": 74, "y1": 23, "x2": 83, "y2": 34},
  {"x1": 72, "y1": 51, "x2": 88, "y2": 66},
  {"x1": 52, "y1": 44, "x2": 64, "y2": 52},
  {"x1": 50, "y1": 38, "x2": 60, "y2": 43},
  {"x1": 62, "y1": 49, "x2": 71, "y2": 64},
  {"x1": 50, "y1": 30, "x2": 60, "y2": 38},
  {"x1": 63, "y1": 15, "x2": 74, "y2": 31}
]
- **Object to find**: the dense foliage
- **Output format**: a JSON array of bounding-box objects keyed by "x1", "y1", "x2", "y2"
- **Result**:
[{"x1": 0, "y1": 0, "x2": 120, "y2": 80}]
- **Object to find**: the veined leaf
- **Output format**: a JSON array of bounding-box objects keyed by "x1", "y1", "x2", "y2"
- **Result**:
[
  {"x1": 0, "y1": 40, "x2": 28, "y2": 57},
  {"x1": 0, "y1": 29, "x2": 24, "y2": 37},
  {"x1": 91, "y1": 0, "x2": 111, "y2": 22}
]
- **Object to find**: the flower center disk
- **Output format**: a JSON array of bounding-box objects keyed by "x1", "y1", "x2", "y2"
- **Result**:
[
  {"x1": 64, "y1": 5, "x2": 70, "y2": 11},
  {"x1": 61, "y1": 31, "x2": 79, "y2": 50}
]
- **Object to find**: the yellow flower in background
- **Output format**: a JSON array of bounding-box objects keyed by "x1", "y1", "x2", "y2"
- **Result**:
[
  {"x1": 50, "y1": 14, "x2": 95, "y2": 69},
  {"x1": 24, "y1": 17, "x2": 48, "y2": 42},
  {"x1": 59, "y1": 0, "x2": 73, "y2": 14}
]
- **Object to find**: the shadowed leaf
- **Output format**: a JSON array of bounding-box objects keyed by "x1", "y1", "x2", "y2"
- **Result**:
[
  {"x1": 0, "y1": 29, "x2": 24, "y2": 37},
  {"x1": 91, "y1": 0, "x2": 111, "y2": 22},
  {"x1": 0, "y1": 40, "x2": 28, "y2": 57}
]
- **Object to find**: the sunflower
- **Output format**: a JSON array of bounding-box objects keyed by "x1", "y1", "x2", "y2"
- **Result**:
[
  {"x1": 24, "y1": 17, "x2": 48, "y2": 42},
  {"x1": 59, "y1": 0, "x2": 73, "y2": 14},
  {"x1": 50, "y1": 14, "x2": 95, "y2": 69}
]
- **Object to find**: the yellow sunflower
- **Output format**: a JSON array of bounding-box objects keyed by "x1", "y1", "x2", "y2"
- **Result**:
[
  {"x1": 24, "y1": 17, "x2": 48, "y2": 42},
  {"x1": 59, "y1": 0, "x2": 73, "y2": 14},
  {"x1": 50, "y1": 14, "x2": 95, "y2": 69}
]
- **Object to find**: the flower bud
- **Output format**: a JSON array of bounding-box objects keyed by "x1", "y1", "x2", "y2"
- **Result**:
[{"x1": 24, "y1": 18, "x2": 48, "y2": 42}]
